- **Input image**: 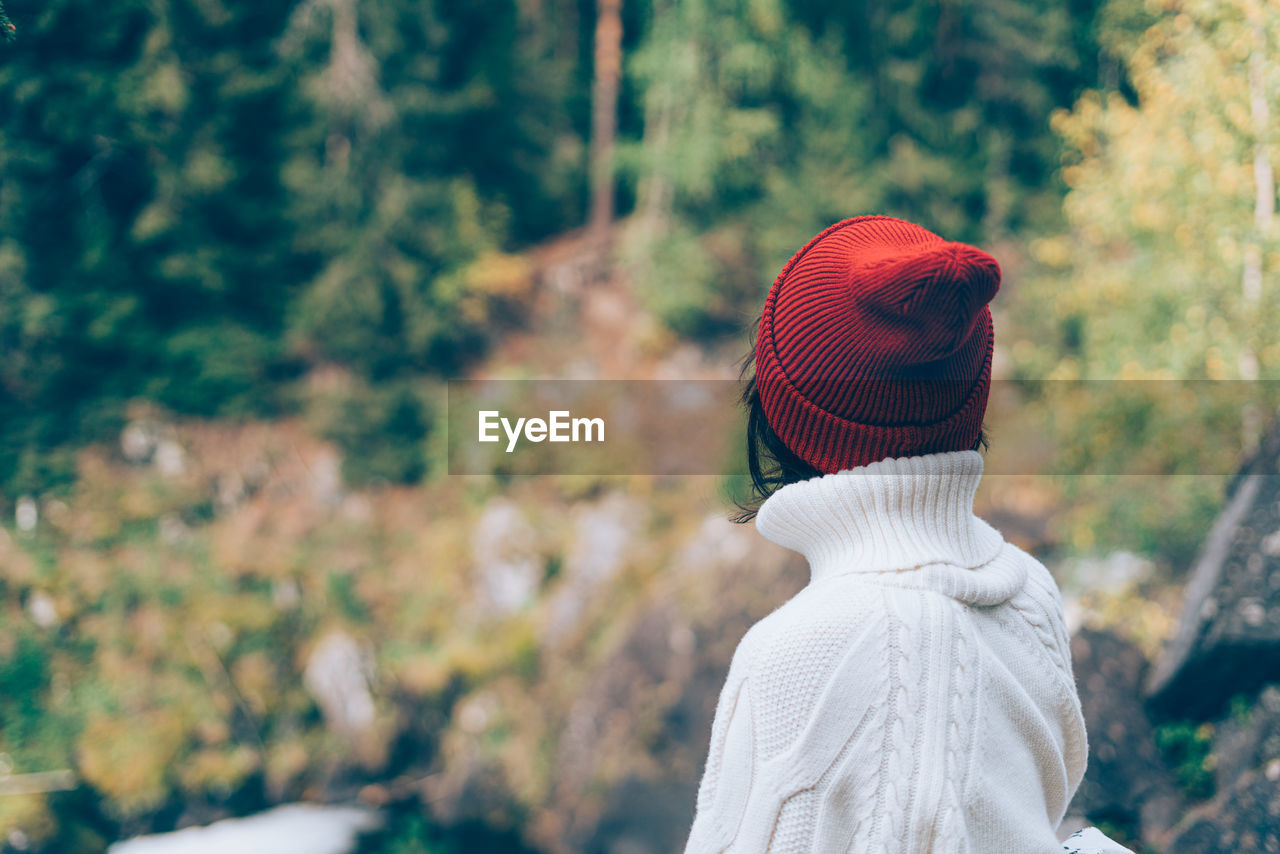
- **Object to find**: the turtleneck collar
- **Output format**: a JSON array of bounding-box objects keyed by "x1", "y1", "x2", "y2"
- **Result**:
[{"x1": 756, "y1": 450, "x2": 1018, "y2": 603}]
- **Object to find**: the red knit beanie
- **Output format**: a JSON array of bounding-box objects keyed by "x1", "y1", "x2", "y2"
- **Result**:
[{"x1": 755, "y1": 215, "x2": 1001, "y2": 473}]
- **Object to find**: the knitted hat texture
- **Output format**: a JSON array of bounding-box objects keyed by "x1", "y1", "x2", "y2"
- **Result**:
[{"x1": 755, "y1": 215, "x2": 1001, "y2": 473}]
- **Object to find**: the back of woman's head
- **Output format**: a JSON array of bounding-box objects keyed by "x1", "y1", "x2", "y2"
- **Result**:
[{"x1": 736, "y1": 215, "x2": 1000, "y2": 520}]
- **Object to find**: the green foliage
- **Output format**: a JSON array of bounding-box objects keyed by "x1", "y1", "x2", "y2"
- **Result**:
[
  {"x1": 788, "y1": 0, "x2": 1104, "y2": 238},
  {"x1": 327, "y1": 571, "x2": 372, "y2": 622},
  {"x1": 361, "y1": 814, "x2": 456, "y2": 854},
  {"x1": 356, "y1": 808, "x2": 537, "y2": 854},
  {"x1": 1026, "y1": 0, "x2": 1280, "y2": 382},
  {"x1": 0, "y1": 431, "x2": 606, "y2": 847},
  {"x1": 1009, "y1": 0, "x2": 1280, "y2": 561},
  {"x1": 311, "y1": 379, "x2": 434, "y2": 486},
  {"x1": 1154, "y1": 720, "x2": 1217, "y2": 801},
  {"x1": 0, "y1": 632, "x2": 52, "y2": 751},
  {"x1": 1058, "y1": 474, "x2": 1225, "y2": 569},
  {"x1": 150, "y1": 323, "x2": 284, "y2": 416},
  {"x1": 0, "y1": 0, "x2": 590, "y2": 494},
  {"x1": 0, "y1": 0, "x2": 315, "y2": 490},
  {"x1": 1096, "y1": 821, "x2": 1159, "y2": 854},
  {"x1": 1227, "y1": 692, "x2": 1256, "y2": 726},
  {"x1": 278, "y1": 0, "x2": 586, "y2": 380},
  {"x1": 622, "y1": 0, "x2": 878, "y2": 335},
  {"x1": 623, "y1": 0, "x2": 1109, "y2": 337},
  {"x1": 0, "y1": 0, "x2": 1236, "y2": 848}
]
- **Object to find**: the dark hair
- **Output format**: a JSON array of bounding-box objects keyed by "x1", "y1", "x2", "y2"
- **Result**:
[{"x1": 732, "y1": 321, "x2": 988, "y2": 523}]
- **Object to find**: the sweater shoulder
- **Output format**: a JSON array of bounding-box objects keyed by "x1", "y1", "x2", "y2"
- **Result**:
[
  {"x1": 733, "y1": 578, "x2": 887, "y2": 666},
  {"x1": 735, "y1": 575, "x2": 969, "y2": 668},
  {"x1": 999, "y1": 539, "x2": 1064, "y2": 603},
  {"x1": 731, "y1": 579, "x2": 973, "y2": 760},
  {"x1": 996, "y1": 542, "x2": 1073, "y2": 663}
]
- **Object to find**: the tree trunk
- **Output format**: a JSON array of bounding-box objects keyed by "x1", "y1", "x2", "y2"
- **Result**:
[
  {"x1": 1243, "y1": 0, "x2": 1273, "y2": 311},
  {"x1": 588, "y1": 0, "x2": 623, "y2": 244},
  {"x1": 1241, "y1": 0, "x2": 1272, "y2": 451}
]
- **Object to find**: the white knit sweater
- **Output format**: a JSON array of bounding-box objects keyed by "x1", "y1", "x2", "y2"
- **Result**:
[{"x1": 684, "y1": 450, "x2": 1112, "y2": 854}]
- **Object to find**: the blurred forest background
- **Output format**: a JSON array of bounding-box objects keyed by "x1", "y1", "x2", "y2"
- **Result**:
[{"x1": 1, "y1": 0, "x2": 1279, "y2": 851}]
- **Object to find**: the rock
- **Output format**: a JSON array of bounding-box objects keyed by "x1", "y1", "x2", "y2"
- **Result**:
[
  {"x1": 340, "y1": 494, "x2": 373, "y2": 523},
  {"x1": 529, "y1": 548, "x2": 803, "y2": 854},
  {"x1": 1209, "y1": 685, "x2": 1280, "y2": 791},
  {"x1": 1059, "y1": 551, "x2": 1156, "y2": 595},
  {"x1": 307, "y1": 450, "x2": 344, "y2": 507},
  {"x1": 586, "y1": 777, "x2": 698, "y2": 854},
  {"x1": 1165, "y1": 772, "x2": 1280, "y2": 854},
  {"x1": 1068, "y1": 628, "x2": 1184, "y2": 843},
  {"x1": 471, "y1": 499, "x2": 541, "y2": 616},
  {"x1": 120, "y1": 419, "x2": 188, "y2": 477},
  {"x1": 1057, "y1": 550, "x2": 1158, "y2": 635},
  {"x1": 158, "y1": 513, "x2": 190, "y2": 545},
  {"x1": 539, "y1": 602, "x2": 701, "y2": 853},
  {"x1": 26, "y1": 590, "x2": 58, "y2": 629},
  {"x1": 563, "y1": 493, "x2": 635, "y2": 586},
  {"x1": 670, "y1": 515, "x2": 754, "y2": 576},
  {"x1": 303, "y1": 631, "x2": 376, "y2": 740},
  {"x1": 120, "y1": 421, "x2": 159, "y2": 463},
  {"x1": 14, "y1": 495, "x2": 36, "y2": 532},
  {"x1": 420, "y1": 744, "x2": 519, "y2": 832},
  {"x1": 417, "y1": 691, "x2": 517, "y2": 829},
  {"x1": 215, "y1": 473, "x2": 246, "y2": 510},
  {"x1": 1147, "y1": 427, "x2": 1280, "y2": 719},
  {"x1": 154, "y1": 439, "x2": 187, "y2": 477},
  {"x1": 1157, "y1": 677, "x2": 1280, "y2": 852},
  {"x1": 542, "y1": 494, "x2": 642, "y2": 643},
  {"x1": 456, "y1": 691, "x2": 499, "y2": 736},
  {"x1": 272, "y1": 579, "x2": 301, "y2": 610}
]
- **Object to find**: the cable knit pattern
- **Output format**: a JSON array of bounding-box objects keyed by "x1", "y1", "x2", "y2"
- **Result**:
[{"x1": 683, "y1": 451, "x2": 1129, "y2": 854}]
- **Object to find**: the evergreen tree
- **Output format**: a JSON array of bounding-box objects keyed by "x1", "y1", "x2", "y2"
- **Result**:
[
  {"x1": 623, "y1": 0, "x2": 1111, "y2": 337},
  {"x1": 1, "y1": 2, "x2": 15, "y2": 42},
  {"x1": 278, "y1": 0, "x2": 589, "y2": 482},
  {"x1": 623, "y1": 0, "x2": 878, "y2": 336},
  {"x1": 0, "y1": 0, "x2": 595, "y2": 491},
  {"x1": 0, "y1": 0, "x2": 316, "y2": 492}
]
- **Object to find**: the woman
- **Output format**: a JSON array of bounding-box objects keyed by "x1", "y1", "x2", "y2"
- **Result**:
[{"x1": 683, "y1": 216, "x2": 1133, "y2": 853}]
